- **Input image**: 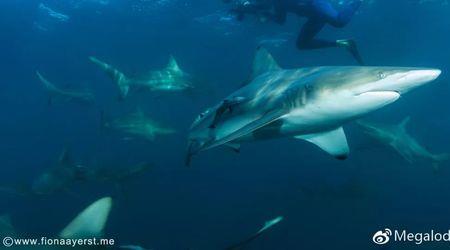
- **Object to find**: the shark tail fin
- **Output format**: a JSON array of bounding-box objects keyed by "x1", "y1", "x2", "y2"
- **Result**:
[
  {"x1": 36, "y1": 71, "x2": 58, "y2": 105},
  {"x1": 59, "y1": 197, "x2": 112, "y2": 238},
  {"x1": 36, "y1": 71, "x2": 54, "y2": 90},
  {"x1": 89, "y1": 57, "x2": 130, "y2": 99}
]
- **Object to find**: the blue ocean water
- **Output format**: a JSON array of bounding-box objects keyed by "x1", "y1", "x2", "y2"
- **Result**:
[{"x1": 1, "y1": 0, "x2": 450, "y2": 249}]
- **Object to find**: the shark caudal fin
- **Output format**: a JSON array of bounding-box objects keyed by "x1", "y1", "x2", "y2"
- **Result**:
[
  {"x1": 89, "y1": 57, "x2": 130, "y2": 99},
  {"x1": 59, "y1": 197, "x2": 112, "y2": 238},
  {"x1": 36, "y1": 71, "x2": 59, "y2": 104}
]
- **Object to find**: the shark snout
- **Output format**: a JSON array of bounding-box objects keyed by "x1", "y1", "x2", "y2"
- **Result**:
[
  {"x1": 406, "y1": 69, "x2": 441, "y2": 83},
  {"x1": 391, "y1": 68, "x2": 441, "y2": 94}
]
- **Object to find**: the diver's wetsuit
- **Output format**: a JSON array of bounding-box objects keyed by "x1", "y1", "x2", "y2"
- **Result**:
[{"x1": 273, "y1": 0, "x2": 360, "y2": 47}]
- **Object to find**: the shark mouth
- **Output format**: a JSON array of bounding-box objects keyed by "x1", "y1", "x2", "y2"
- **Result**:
[{"x1": 356, "y1": 90, "x2": 400, "y2": 97}]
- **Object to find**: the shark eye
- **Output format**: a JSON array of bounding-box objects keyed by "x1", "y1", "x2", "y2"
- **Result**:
[{"x1": 378, "y1": 72, "x2": 386, "y2": 79}]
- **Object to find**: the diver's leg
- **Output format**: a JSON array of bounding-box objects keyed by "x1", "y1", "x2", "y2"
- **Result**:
[
  {"x1": 297, "y1": 19, "x2": 336, "y2": 49},
  {"x1": 308, "y1": 0, "x2": 364, "y2": 64}
]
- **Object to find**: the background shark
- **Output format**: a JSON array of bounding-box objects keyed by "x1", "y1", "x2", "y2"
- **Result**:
[
  {"x1": 357, "y1": 117, "x2": 449, "y2": 169},
  {"x1": 187, "y1": 47, "x2": 441, "y2": 165},
  {"x1": 90, "y1": 56, "x2": 194, "y2": 99},
  {"x1": 101, "y1": 109, "x2": 176, "y2": 141},
  {"x1": 14, "y1": 148, "x2": 152, "y2": 196},
  {"x1": 31, "y1": 148, "x2": 87, "y2": 195},
  {"x1": 36, "y1": 71, "x2": 95, "y2": 105}
]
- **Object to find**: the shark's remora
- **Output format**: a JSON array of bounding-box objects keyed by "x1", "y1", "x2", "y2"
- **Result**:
[{"x1": 186, "y1": 48, "x2": 441, "y2": 165}]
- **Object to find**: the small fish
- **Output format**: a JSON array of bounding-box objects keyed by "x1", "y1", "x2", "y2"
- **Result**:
[{"x1": 225, "y1": 216, "x2": 284, "y2": 250}]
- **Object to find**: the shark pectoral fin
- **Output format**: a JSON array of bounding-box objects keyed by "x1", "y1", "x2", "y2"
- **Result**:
[
  {"x1": 59, "y1": 197, "x2": 112, "y2": 238},
  {"x1": 295, "y1": 127, "x2": 349, "y2": 159},
  {"x1": 208, "y1": 109, "x2": 286, "y2": 149},
  {"x1": 249, "y1": 47, "x2": 282, "y2": 79}
]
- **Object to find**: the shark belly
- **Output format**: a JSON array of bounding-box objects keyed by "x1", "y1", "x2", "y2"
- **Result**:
[{"x1": 238, "y1": 90, "x2": 401, "y2": 142}]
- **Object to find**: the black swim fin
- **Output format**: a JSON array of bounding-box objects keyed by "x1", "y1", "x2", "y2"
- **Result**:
[{"x1": 337, "y1": 39, "x2": 365, "y2": 65}]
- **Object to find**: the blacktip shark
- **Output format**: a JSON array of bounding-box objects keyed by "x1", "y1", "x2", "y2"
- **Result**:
[
  {"x1": 89, "y1": 56, "x2": 194, "y2": 99},
  {"x1": 186, "y1": 47, "x2": 441, "y2": 165},
  {"x1": 36, "y1": 71, "x2": 95, "y2": 105},
  {"x1": 7, "y1": 197, "x2": 112, "y2": 249},
  {"x1": 102, "y1": 109, "x2": 176, "y2": 141},
  {"x1": 357, "y1": 117, "x2": 449, "y2": 169},
  {"x1": 225, "y1": 216, "x2": 283, "y2": 250}
]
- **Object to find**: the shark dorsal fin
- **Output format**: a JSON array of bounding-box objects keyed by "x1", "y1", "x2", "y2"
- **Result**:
[
  {"x1": 58, "y1": 148, "x2": 72, "y2": 166},
  {"x1": 250, "y1": 47, "x2": 281, "y2": 79},
  {"x1": 399, "y1": 116, "x2": 411, "y2": 130},
  {"x1": 167, "y1": 56, "x2": 182, "y2": 73},
  {"x1": 59, "y1": 197, "x2": 112, "y2": 238}
]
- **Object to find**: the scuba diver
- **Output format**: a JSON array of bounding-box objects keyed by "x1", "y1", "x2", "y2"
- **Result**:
[{"x1": 225, "y1": 0, "x2": 364, "y2": 65}]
